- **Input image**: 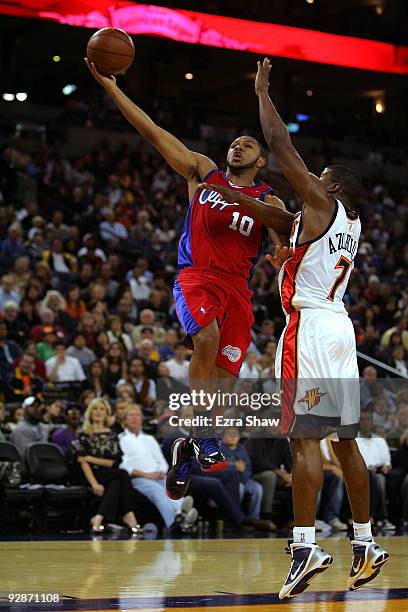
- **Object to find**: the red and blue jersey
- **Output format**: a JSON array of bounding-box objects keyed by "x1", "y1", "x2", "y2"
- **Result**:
[{"x1": 178, "y1": 169, "x2": 273, "y2": 280}]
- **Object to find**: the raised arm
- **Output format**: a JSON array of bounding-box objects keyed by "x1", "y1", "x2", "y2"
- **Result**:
[
  {"x1": 85, "y1": 60, "x2": 215, "y2": 182},
  {"x1": 255, "y1": 58, "x2": 331, "y2": 212},
  {"x1": 199, "y1": 182, "x2": 294, "y2": 235}
]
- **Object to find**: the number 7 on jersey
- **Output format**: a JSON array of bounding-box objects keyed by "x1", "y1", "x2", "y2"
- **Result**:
[{"x1": 327, "y1": 255, "x2": 352, "y2": 302}]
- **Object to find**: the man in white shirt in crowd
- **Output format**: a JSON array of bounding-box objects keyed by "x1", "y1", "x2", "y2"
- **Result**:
[
  {"x1": 119, "y1": 405, "x2": 197, "y2": 529},
  {"x1": 164, "y1": 343, "x2": 189, "y2": 383},
  {"x1": 131, "y1": 309, "x2": 166, "y2": 346},
  {"x1": 356, "y1": 410, "x2": 395, "y2": 530},
  {"x1": 45, "y1": 339, "x2": 86, "y2": 383}
]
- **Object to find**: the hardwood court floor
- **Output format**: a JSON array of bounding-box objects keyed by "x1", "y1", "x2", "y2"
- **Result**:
[{"x1": 0, "y1": 536, "x2": 407, "y2": 611}]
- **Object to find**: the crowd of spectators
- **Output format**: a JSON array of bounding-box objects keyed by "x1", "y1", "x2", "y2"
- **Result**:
[{"x1": 0, "y1": 121, "x2": 407, "y2": 534}]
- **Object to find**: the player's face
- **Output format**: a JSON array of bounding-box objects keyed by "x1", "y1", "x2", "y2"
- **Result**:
[
  {"x1": 226, "y1": 137, "x2": 263, "y2": 173},
  {"x1": 320, "y1": 167, "x2": 341, "y2": 194}
]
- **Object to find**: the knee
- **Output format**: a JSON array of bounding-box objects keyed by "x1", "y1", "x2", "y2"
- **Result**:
[{"x1": 193, "y1": 324, "x2": 220, "y2": 362}]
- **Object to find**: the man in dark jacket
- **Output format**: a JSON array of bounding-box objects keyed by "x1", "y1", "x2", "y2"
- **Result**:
[{"x1": 245, "y1": 426, "x2": 292, "y2": 520}]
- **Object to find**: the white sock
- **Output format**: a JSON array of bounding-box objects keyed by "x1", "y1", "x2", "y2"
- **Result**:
[
  {"x1": 353, "y1": 521, "x2": 372, "y2": 541},
  {"x1": 293, "y1": 526, "x2": 315, "y2": 544}
]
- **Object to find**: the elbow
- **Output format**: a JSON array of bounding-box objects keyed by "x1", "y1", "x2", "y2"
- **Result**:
[{"x1": 266, "y1": 127, "x2": 290, "y2": 149}]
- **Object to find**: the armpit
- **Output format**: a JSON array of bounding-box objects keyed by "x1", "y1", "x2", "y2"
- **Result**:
[{"x1": 186, "y1": 164, "x2": 200, "y2": 182}]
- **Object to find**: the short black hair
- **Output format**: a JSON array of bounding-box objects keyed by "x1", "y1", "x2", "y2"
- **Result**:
[{"x1": 327, "y1": 165, "x2": 363, "y2": 204}]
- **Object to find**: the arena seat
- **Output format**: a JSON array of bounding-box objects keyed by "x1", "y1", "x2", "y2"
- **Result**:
[{"x1": 0, "y1": 442, "x2": 44, "y2": 525}]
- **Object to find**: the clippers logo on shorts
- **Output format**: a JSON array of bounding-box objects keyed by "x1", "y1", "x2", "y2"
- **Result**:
[
  {"x1": 221, "y1": 345, "x2": 242, "y2": 363},
  {"x1": 298, "y1": 387, "x2": 326, "y2": 411}
]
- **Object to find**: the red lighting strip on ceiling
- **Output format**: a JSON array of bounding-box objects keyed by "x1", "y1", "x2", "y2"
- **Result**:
[{"x1": 1, "y1": 1, "x2": 407, "y2": 74}]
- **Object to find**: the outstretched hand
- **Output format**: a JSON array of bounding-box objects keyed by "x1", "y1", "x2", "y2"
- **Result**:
[
  {"x1": 255, "y1": 57, "x2": 272, "y2": 97},
  {"x1": 265, "y1": 245, "x2": 293, "y2": 269},
  {"x1": 198, "y1": 182, "x2": 238, "y2": 204},
  {"x1": 84, "y1": 58, "x2": 116, "y2": 91}
]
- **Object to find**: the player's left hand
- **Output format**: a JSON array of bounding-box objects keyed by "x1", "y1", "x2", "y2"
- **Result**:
[
  {"x1": 198, "y1": 182, "x2": 238, "y2": 204},
  {"x1": 255, "y1": 58, "x2": 272, "y2": 97},
  {"x1": 265, "y1": 245, "x2": 293, "y2": 269}
]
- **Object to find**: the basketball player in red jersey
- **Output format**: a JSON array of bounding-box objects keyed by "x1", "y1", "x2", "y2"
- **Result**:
[
  {"x1": 85, "y1": 60, "x2": 286, "y2": 494},
  {"x1": 201, "y1": 58, "x2": 389, "y2": 599}
]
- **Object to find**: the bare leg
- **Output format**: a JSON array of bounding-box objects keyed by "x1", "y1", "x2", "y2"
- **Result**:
[
  {"x1": 189, "y1": 319, "x2": 219, "y2": 382},
  {"x1": 332, "y1": 439, "x2": 369, "y2": 523},
  {"x1": 291, "y1": 439, "x2": 324, "y2": 526}
]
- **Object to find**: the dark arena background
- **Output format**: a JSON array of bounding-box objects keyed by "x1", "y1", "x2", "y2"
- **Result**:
[{"x1": 0, "y1": 1, "x2": 407, "y2": 611}]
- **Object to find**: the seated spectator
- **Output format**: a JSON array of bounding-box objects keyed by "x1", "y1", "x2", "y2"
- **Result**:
[
  {"x1": 40, "y1": 290, "x2": 74, "y2": 333},
  {"x1": 245, "y1": 427, "x2": 292, "y2": 521},
  {"x1": 3, "y1": 301, "x2": 29, "y2": 345},
  {"x1": 80, "y1": 389, "x2": 96, "y2": 411},
  {"x1": 36, "y1": 326, "x2": 59, "y2": 362},
  {"x1": 99, "y1": 208, "x2": 128, "y2": 242},
  {"x1": 45, "y1": 339, "x2": 86, "y2": 383},
  {"x1": 127, "y1": 265, "x2": 151, "y2": 304},
  {"x1": 388, "y1": 345, "x2": 408, "y2": 378},
  {"x1": 159, "y1": 329, "x2": 179, "y2": 361},
  {"x1": 239, "y1": 350, "x2": 261, "y2": 380},
  {"x1": 2, "y1": 404, "x2": 24, "y2": 434},
  {"x1": 356, "y1": 410, "x2": 395, "y2": 530},
  {"x1": 78, "y1": 312, "x2": 99, "y2": 349},
  {"x1": 31, "y1": 308, "x2": 64, "y2": 343},
  {"x1": 17, "y1": 298, "x2": 40, "y2": 332},
  {"x1": 67, "y1": 332, "x2": 97, "y2": 369},
  {"x1": 118, "y1": 357, "x2": 156, "y2": 407},
  {"x1": 164, "y1": 343, "x2": 189, "y2": 383},
  {"x1": 380, "y1": 313, "x2": 408, "y2": 353},
  {"x1": 116, "y1": 383, "x2": 136, "y2": 404},
  {"x1": 1, "y1": 222, "x2": 28, "y2": 264},
  {"x1": 255, "y1": 319, "x2": 276, "y2": 353},
  {"x1": 93, "y1": 330, "x2": 110, "y2": 359},
  {"x1": 119, "y1": 405, "x2": 196, "y2": 530},
  {"x1": 86, "y1": 360, "x2": 110, "y2": 398},
  {"x1": 136, "y1": 339, "x2": 160, "y2": 377},
  {"x1": 389, "y1": 402, "x2": 408, "y2": 439},
  {"x1": 156, "y1": 363, "x2": 188, "y2": 397},
  {"x1": 131, "y1": 309, "x2": 166, "y2": 346},
  {"x1": 107, "y1": 316, "x2": 133, "y2": 354},
  {"x1": 0, "y1": 320, "x2": 21, "y2": 380},
  {"x1": 101, "y1": 341, "x2": 127, "y2": 396},
  {"x1": 65, "y1": 285, "x2": 87, "y2": 320},
  {"x1": 5, "y1": 352, "x2": 43, "y2": 402},
  {"x1": 10, "y1": 396, "x2": 50, "y2": 457},
  {"x1": 42, "y1": 400, "x2": 64, "y2": 425},
  {"x1": 0, "y1": 274, "x2": 20, "y2": 312},
  {"x1": 42, "y1": 238, "x2": 77, "y2": 274},
  {"x1": 97, "y1": 263, "x2": 119, "y2": 302},
  {"x1": 8, "y1": 256, "x2": 31, "y2": 294},
  {"x1": 318, "y1": 437, "x2": 347, "y2": 531},
  {"x1": 110, "y1": 399, "x2": 129, "y2": 435},
  {"x1": 51, "y1": 403, "x2": 82, "y2": 454},
  {"x1": 71, "y1": 398, "x2": 141, "y2": 533},
  {"x1": 220, "y1": 427, "x2": 268, "y2": 525}
]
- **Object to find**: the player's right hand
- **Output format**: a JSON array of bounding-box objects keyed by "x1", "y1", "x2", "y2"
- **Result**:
[
  {"x1": 84, "y1": 58, "x2": 116, "y2": 90},
  {"x1": 255, "y1": 57, "x2": 272, "y2": 96}
]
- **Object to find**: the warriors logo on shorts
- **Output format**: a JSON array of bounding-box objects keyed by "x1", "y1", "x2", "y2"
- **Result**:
[
  {"x1": 298, "y1": 387, "x2": 326, "y2": 411},
  {"x1": 221, "y1": 345, "x2": 242, "y2": 363}
]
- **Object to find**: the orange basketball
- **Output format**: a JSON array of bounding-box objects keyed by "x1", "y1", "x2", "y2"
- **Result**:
[{"x1": 86, "y1": 28, "x2": 135, "y2": 76}]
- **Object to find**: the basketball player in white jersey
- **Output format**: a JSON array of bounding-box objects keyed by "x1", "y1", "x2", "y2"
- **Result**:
[{"x1": 200, "y1": 58, "x2": 389, "y2": 600}]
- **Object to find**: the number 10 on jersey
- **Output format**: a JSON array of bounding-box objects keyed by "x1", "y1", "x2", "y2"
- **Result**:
[{"x1": 229, "y1": 212, "x2": 254, "y2": 237}]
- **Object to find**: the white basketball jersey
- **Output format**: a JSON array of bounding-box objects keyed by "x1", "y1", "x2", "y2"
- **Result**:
[{"x1": 278, "y1": 199, "x2": 361, "y2": 316}]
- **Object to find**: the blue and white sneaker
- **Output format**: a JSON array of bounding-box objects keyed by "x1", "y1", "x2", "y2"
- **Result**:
[
  {"x1": 348, "y1": 539, "x2": 390, "y2": 590},
  {"x1": 192, "y1": 437, "x2": 228, "y2": 472},
  {"x1": 279, "y1": 542, "x2": 333, "y2": 600},
  {"x1": 166, "y1": 438, "x2": 194, "y2": 500}
]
